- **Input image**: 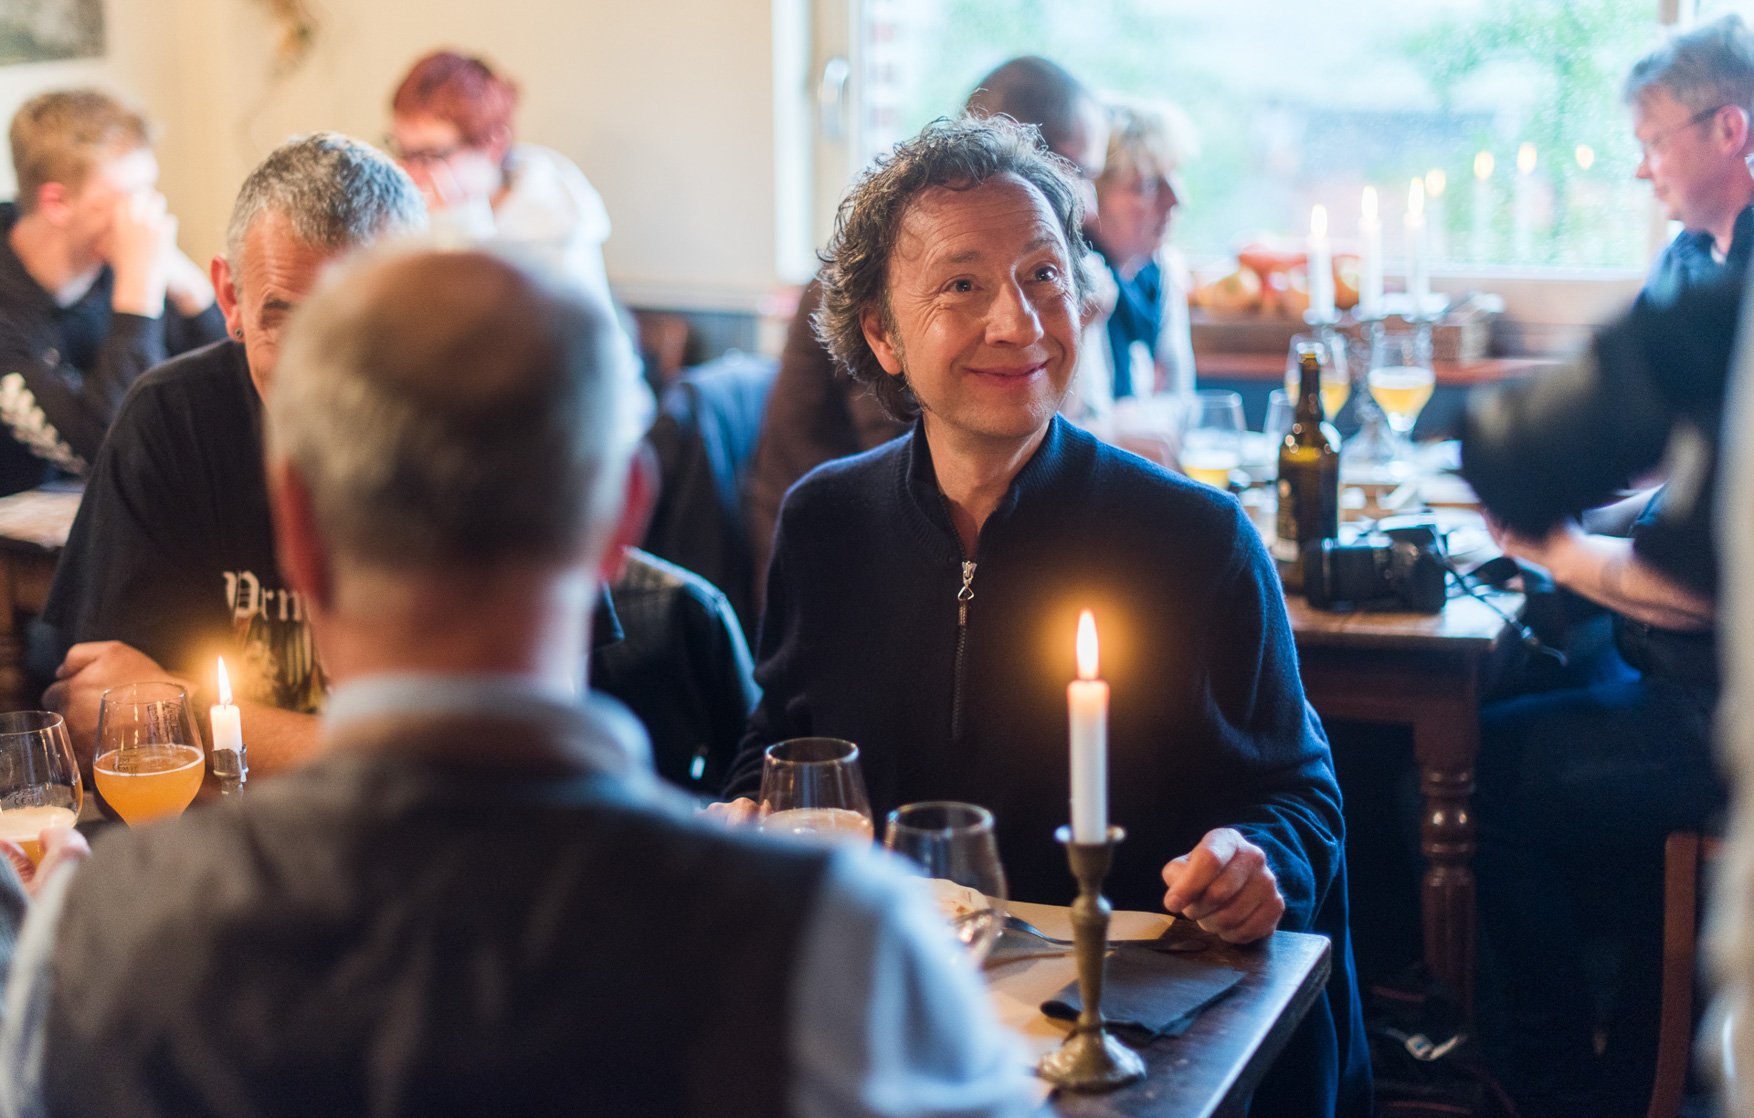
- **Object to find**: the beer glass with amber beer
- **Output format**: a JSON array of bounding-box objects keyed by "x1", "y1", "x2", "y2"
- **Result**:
[{"x1": 93, "y1": 683, "x2": 205, "y2": 825}]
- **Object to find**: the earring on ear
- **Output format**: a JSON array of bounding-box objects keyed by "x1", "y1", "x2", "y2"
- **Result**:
[{"x1": 233, "y1": 328, "x2": 244, "y2": 340}]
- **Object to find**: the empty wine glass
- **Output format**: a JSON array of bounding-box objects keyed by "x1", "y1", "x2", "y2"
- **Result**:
[
  {"x1": 1264, "y1": 389, "x2": 1295, "y2": 448},
  {"x1": 884, "y1": 802, "x2": 1008, "y2": 963},
  {"x1": 757, "y1": 737, "x2": 874, "y2": 843},
  {"x1": 0, "y1": 712, "x2": 82, "y2": 863},
  {"x1": 1180, "y1": 390, "x2": 1245, "y2": 489},
  {"x1": 93, "y1": 683, "x2": 205, "y2": 826}
]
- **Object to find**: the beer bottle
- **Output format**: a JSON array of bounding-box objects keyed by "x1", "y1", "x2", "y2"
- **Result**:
[{"x1": 1274, "y1": 344, "x2": 1340, "y2": 589}]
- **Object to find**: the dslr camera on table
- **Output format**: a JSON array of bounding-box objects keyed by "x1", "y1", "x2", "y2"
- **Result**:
[{"x1": 1302, "y1": 515, "x2": 1448, "y2": 614}]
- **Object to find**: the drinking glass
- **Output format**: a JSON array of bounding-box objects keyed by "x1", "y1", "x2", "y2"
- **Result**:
[
  {"x1": 1264, "y1": 389, "x2": 1295, "y2": 448},
  {"x1": 93, "y1": 682, "x2": 205, "y2": 826},
  {"x1": 0, "y1": 712, "x2": 82, "y2": 863},
  {"x1": 1283, "y1": 333, "x2": 1352, "y2": 422},
  {"x1": 884, "y1": 802, "x2": 1008, "y2": 963},
  {"x1": 1368, "y1": 329, "x2": 1437, "y2": 443},
  {"x1": 1180, "y1": 390, "x2": 1245, "y2": 489},
  {"x1": 757, "y1": 737, "x2": 874, "y2": 843}
]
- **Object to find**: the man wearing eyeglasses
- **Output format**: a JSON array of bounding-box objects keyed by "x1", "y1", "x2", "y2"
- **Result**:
[
  {"x1": 1629, "y1": 13, "x2": 1754, "y2": 301},
  {"x1": 1464, "y1": 16, "x2": 1752, "y2": 1115}
]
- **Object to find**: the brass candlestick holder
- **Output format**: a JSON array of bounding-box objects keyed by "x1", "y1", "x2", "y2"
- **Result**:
[{"x1": 1037, "y1": 824, "x2": 1146, "y2": 1092}]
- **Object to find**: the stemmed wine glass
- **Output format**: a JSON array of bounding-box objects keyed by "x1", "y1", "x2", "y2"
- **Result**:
[
  {"x1": 884, "y1": 801, "x2": 1009, "y2": 963},
  {"x1": 1283, "y1": 333, "x2": 1352, "y2": 427},
  {"x1": 1180, "y1": 390, "x2": 1246, "y2": 490},
  {"x1": 93, "y1": 682, "x2": 205, "y2": 826},
  {"x1": 1367, "y1": 327, "x2": 1437, "y2": 475},
  {"x1": 757, "y1": 737, "x2": 875, "y2": 843},
  {"x1": 0, "y1": 712, "x2": 82, "y2": 863}
]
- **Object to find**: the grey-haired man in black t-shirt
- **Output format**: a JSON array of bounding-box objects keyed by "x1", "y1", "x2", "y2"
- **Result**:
[{"x1": 40, "y1": 132, "x2": 427, "y2": 773}]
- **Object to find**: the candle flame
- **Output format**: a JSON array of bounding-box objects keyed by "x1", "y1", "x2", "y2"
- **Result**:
[
  {"x1": 1474, "y1": 151, "x2": 1494, "y2": 180},
  {"x1": 1517, "y1": 142, "x2": 1537, "y2": 174},
  {"x1": 1425, "y1": 167, "x2": 1446, "y2": 197},
  {"x1": 1309, "y1": 202, "x2": 1328, "y2": 239},
  {"x1": 1574, "y1": 144, "x2": 1595, "y2": 170},
  {"x1": 217, "y1": 656, "x2": 233, "y2": 707},
  {"x1": 1361, "y1": 185, "x2": 1378, "y2": 223},
  {"x1": 1407, "y1": 177, "x2": 1424, "y2": 219},
  {"x1": 1075, "y1": 610, "x2": 1099, "y2": 681}
]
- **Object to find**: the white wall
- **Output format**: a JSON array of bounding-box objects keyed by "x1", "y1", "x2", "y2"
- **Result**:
[{"x1": 0, "y1": 0, "x2": 810, "y2": 311}]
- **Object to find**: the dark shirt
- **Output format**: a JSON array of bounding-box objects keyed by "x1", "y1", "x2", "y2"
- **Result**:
[
  {"x1": 0, "y1": 202, "x2": 226, "y2": 496},
  {"x1": 41, "y1": 340, "x2": 321, "y2": 710},
  {"x1": 1640, "y1": 201, "x2": 1754, "y2": 306},
  {"x1": 1101, "y1": 253, "x2": 1163, "y2": 400},
  {"x1": 597, "y1": 548, "x2": 759, "y2": 793},
  {"x1": 732, "y1": 415, "x2": 1369, "y2": 1118}
]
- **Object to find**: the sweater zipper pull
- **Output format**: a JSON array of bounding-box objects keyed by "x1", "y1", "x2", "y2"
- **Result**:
[{"x1": 957, "y1": 560, "x2": 976, "y2": 625}]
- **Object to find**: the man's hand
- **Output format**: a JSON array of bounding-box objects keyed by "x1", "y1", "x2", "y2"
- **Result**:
[
  {"x1": 1161, "y1": 827, "x2": 1285, "y2": 944},
  {"x1": 43, "y1": 642, "x2": 185, "y2": 765},
  {"x1": 0, "y1": 828, "x2": 90, "y2": 900},
  {"x1": 698, "y1": 797, "x2": 760, "y2": 826},
  {"x1": 107, "y1": 191, "x2": 174, "y2": 318},
  {"x1": 1484, "y1": 514, "x2": 1582, "y2": 578}
]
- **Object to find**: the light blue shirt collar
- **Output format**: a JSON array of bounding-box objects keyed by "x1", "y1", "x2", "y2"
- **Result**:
[{"x1": 323, "y1": 672, "x2": 653, "y2": 779}]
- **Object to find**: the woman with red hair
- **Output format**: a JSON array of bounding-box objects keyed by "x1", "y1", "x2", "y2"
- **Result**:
[{"x1": 388, "y1": 50, "x2": 612, "y2": 305}]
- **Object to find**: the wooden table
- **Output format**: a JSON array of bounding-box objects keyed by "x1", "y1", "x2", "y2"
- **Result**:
[
  {"x1": 988, "y1": 901, "x2": 1331, "y2": 1117},
  {"x1": 0, "y1": 486, "x2": 80, "y2": 712},
  {"x1": 1286, "y1": 589, "x2": 1518, "y2": 1011}
]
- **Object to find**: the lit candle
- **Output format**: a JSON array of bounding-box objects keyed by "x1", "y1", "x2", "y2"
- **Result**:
[
  {"x1": 1068, "y1": 610, "x2": 1108, "y2": 844},
  {"x1": 1513, "y1": 142, "x2": 1537, "y2": 260},
  {"x1": 1360, "y1": 186, "x2": 1383, "y2": 318},
  {"x1": 1471, "y1": 151, "x2": 1494, "y2": 262},
  {"x1": 211, "y1": 656, "x2": 242, "y2": 755},
  {"x1": 1424, "y1": 167, "x2": 1447, "y2": 261},
  {"x1": 1405, "y1": 177, "x2": 1429, "y2": 315},
  {"x1": 1307, "y1": 203, "x2": 1335, "y2": 322}
]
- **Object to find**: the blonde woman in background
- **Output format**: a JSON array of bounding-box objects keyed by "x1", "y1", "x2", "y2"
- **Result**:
[{"x1": 1085, "y1": 95, "x2": 1198, "y2": 408}]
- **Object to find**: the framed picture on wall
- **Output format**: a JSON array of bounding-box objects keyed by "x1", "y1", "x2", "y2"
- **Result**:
[{"x1": 0, "y1": 0, "x2": 102, "y2": 66}]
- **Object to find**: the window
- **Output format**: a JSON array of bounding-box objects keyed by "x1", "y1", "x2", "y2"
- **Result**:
[{"x1": 846, "y1": 0, "x2": 1663, "y2": 274}]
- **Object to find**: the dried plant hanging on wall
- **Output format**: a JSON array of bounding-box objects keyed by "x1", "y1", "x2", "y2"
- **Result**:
[
  {"x1": 255, "y1": 0, "x2": 317, "y2": 76},
  {"x1": 0, "y1": 0, "x2": 104, "y2": 66}
]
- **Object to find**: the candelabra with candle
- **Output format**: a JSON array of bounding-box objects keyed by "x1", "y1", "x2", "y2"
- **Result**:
[{"x1": 1041, "y1": 612, "x2": 1145, "y2": 1092}]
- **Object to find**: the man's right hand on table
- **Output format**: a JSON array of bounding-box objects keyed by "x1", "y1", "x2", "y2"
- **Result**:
[{"x1": 43, "y1": 641, "x2": 185, "y2": 765}]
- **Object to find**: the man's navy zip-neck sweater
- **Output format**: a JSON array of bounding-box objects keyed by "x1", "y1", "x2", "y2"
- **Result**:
[{"x1": 731, "y1": 414, "x2": 1369, "y2": 1118}]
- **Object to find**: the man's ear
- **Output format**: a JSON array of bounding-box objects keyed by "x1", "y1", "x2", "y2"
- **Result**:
[
  {"x1": 859, "y1": 306, "x2": 904, "y2": 377},
  {"x1": 596, "y1": 441, "x2": 659, "y2": 584},
  {"x1": 266, "y1": 457, "x2": 333, "y2": 613},
  {"x1": 32, "y1": 182, "x2": 69, "y2": 225},
  {"x1": 1727, "y1": 106, "x2": 1754, "y2": 157},
  {"x1": 211, "y1": 254, "x2": 242, "y2": 340}
]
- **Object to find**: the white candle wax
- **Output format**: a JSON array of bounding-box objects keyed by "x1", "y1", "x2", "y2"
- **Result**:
[
  {"x1": 1360, "y1": 186, "x2": 1383, "y2": 318},
  {"x1": 211, "y1": 656, "x2": 243, "y2": 753},
  {"x1": 1471, "y1": 151, "x2": 1494, "y2": 263},
  {"x1": 1405, "y1": 177, "x2": 1429, "y2": 314},
  {"x1": 1513, "y1": 142, "x2": 1537, "y2": 261},
  {"x1": 1308, "y1": 204, "x2": 1335, "y2": 322},
  {"x1": 1068, "y1": 610, "x2": 1108, "y2": 844}
]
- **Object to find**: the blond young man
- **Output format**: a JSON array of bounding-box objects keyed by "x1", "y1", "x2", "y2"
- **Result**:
[{"x1": 0, "y1": 89, "x2": 224, "y2": 495}]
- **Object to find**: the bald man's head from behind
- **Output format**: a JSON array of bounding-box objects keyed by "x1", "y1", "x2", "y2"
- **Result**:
[
  {"x1": 965, "y1": 55, "x2": 1107, "y2": 182},
  {"x1": 268, "y1": 249, "x2": 645, "y2": 590}
]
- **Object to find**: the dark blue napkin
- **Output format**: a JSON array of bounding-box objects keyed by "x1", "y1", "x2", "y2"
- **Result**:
[{"x1": 1042, "y1": 949, "x2": 1244, "y2": 1042}]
